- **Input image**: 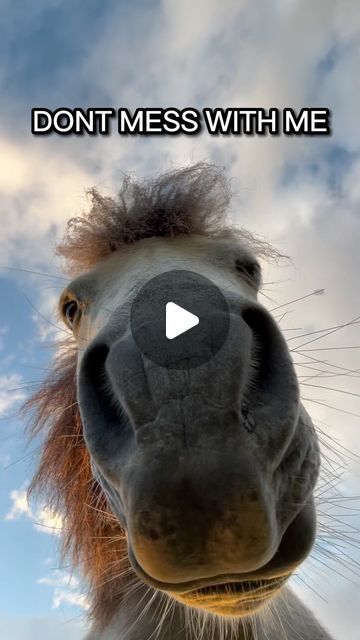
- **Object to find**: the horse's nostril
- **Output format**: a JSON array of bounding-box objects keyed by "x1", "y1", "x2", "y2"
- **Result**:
[
  {"x1": 241, "y1": 306, "x2": 296, "y2": 397},
  {"x1": 79, "y1": 341, "x2": 133, "y2": 462},
  {"x1": 242, "y1": 307, "x2": 276, "y2": 387},
  {"x1": 80, "y1": 343, "x2": 127, "y2": 426},
  {"x1": 81, "y1": 343, "x2": 110, "y2": 406},
  {"x1": 242, "y1": 307, "x2": 277, "y2": 352},
  {"x1": 84, "y1": 344, "x2": 110, "y2": 375}
]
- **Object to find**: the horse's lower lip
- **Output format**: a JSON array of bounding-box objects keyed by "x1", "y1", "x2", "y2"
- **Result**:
[{"x1": 182, "y1": 576, "x2": 287, "y2": 598}]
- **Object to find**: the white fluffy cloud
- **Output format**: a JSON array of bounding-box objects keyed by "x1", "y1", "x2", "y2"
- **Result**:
[
  {"x1": 4, "y1": 487, "x2": 31, "y2": 520},
  {"x1": 5, "y1": 487, "x2": 63, "y2": 535},
  {"x1": 0, "y1": 134, "x2": 92, "y2": 268}
]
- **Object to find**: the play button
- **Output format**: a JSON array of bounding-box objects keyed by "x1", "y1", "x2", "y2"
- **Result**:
[
  {"x1": 130, "y1": 270, "x2": 230, "y2": 369},
  {"x1": 166, "y1": 302, "x2": 199, "y2": 339}
]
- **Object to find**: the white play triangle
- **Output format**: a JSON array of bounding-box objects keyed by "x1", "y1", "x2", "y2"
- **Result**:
[{"x1": 166, "y1": 302, "x2": 199, "y2": 340}]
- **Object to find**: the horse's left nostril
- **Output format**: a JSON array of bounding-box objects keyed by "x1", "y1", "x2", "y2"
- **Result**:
[
  {"x1": 242, "y1": 307, "x2": 276, "y2": 382},
  {"x1": 80, "y1": 342, "x2": 128, "y2": 430},
  {"x1": 241, "y1": 306, "x2": 297, "y2": 396},
  {"x1": 83, "y1": 343, "x2": 110, "y2": 377},
  {"x1": 81, "y1": 343, "x2": 112, "y2": 406}
]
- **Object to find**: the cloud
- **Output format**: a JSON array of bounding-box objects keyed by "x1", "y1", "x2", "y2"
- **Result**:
[
  {"x1": 0, "y1": 1, "x2": 359, "y2": 280},
  {"x1": 0, "y1": 133, "x2": 93, "y2": 269},
  {"x1": 0, "y1": 373, "x2": 25, "y2": 416},
  {"x1": 5, "y1": 487, "x2": 63, "y2": 535},
  {"x1": 33, "y1": 507, "x2": 63, "y2": 535},
  {"x1": 37, "y1": 569, "x2": 89, "y2": 611},
  {"x1": 4, "y1": 487, "x2": 31, "y2": 520},
  {"x1": 5, "y1": 490, "x2": 88, "y2": 615},
  {"x1": 0, "y1": 614, "x2": 86, "y2": 640}
]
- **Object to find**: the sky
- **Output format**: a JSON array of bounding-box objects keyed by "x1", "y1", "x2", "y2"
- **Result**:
[{"x1": 0, "y1": 1, "x2": 359, "y2": 638}]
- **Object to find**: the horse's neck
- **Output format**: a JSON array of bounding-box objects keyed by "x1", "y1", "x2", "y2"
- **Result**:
[{"x1": 85, "y1": 586, "x2": 334, "y2": 640}]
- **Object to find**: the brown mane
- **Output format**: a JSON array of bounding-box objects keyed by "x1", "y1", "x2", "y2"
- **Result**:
[
  {"x1": 26, "y1": 342, "x2": 129, "y2": 625},
  {"x1": 26, "y1": 163, "x2": 279, "y2": 627}
]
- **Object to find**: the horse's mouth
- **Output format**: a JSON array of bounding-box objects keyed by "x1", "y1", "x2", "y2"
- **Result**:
[
  {"x1": 184, "y1": 576, "x2": 287, "y2": 598},
  {"x1": 128, "y1": 540, "x2": 293, "y2": 596},
  {"x1": 170, "y1": 576, "x2": 289, "y2": 615}
]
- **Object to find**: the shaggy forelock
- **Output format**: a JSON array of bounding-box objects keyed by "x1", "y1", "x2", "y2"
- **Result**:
[{"x1": 57, "y1": 162, "x2": 277, "y2": 274}]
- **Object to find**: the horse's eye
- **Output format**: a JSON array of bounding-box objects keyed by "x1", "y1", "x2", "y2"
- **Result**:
[
  {"x1": 63, "y1": 300, "x2": 80, "y2": 327},
  {"x1": 235, "y1": 259, "x2": 261, "y2": 287}
]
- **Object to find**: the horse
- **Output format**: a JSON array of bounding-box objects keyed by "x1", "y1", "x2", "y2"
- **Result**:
[{"x1": 27, "y1": 163, "x2": 334, "y2": 639}]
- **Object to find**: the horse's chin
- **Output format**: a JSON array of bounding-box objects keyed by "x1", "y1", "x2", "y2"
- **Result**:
[{"x1": 167, "y1": 576, "x2": 289, "y2": 617}]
